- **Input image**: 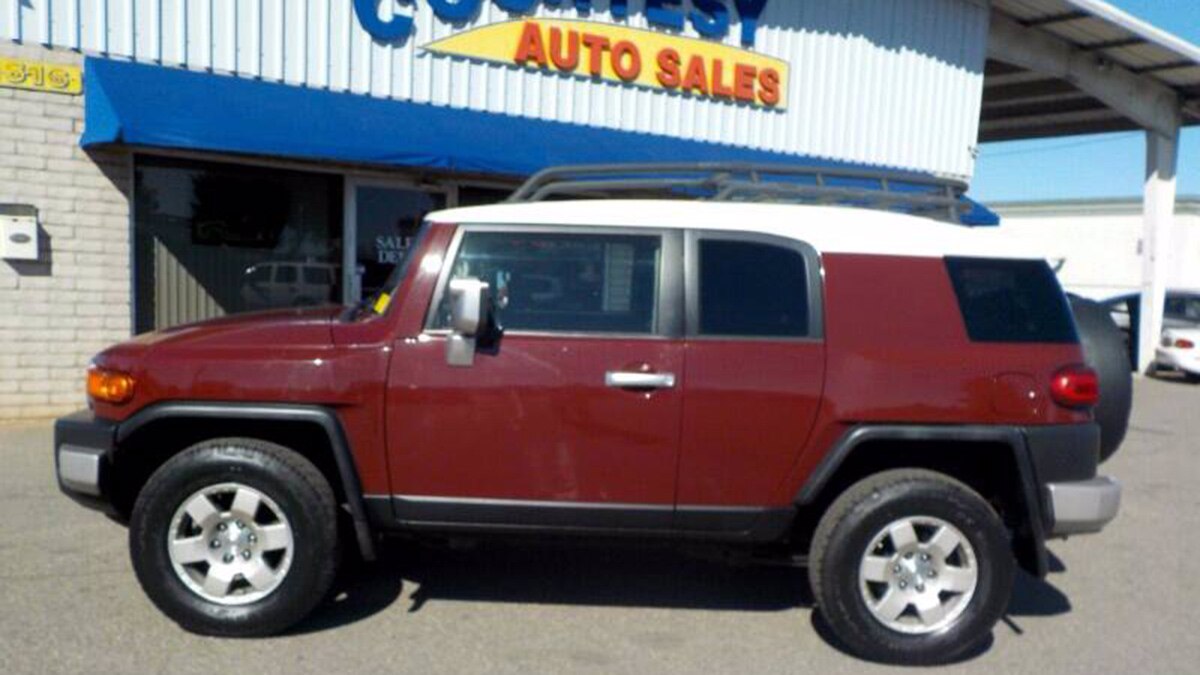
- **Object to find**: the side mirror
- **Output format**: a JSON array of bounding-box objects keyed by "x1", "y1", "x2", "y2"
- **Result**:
[
  {"x1": 448, "y1": 277, "x2": 490, "y2": 337},
  {"x1": 446, "y1": 277, "x2": 493, "y2": 367}
]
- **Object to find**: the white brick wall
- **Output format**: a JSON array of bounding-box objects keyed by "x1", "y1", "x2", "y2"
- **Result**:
[{"x1": 0, "y1": 43, "x2": 132, "y2": 420}]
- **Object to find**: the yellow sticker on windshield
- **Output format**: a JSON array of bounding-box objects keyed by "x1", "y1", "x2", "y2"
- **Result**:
[{"x1": 373, "y1": 292, "x2": 392, "y2": 314}]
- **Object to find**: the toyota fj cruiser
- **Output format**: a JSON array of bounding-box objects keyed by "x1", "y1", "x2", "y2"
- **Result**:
[{"x1": 55, "y1": 166, "x2": 1123, "y2": 664}]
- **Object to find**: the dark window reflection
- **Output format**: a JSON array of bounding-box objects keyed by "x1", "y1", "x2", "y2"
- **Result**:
[{"x1": 134, "y1": 156, "x2": 342, "y2": 332}]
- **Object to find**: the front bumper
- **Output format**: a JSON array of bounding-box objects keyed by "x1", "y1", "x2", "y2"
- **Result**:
[{"x1": 54, "y1": 410, "x2": 118, "y2": 514}]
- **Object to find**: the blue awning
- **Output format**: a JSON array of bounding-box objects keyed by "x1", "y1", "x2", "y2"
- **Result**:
[{"x1": 81, "y1": 57, "x2": 999, "y2": 225}]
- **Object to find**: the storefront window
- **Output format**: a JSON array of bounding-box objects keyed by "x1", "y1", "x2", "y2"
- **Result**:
[
  {"x1": 352, "y1": 185, "x2": 445, "y2": 301},
  {"x1": 134, "y1": 156, "x2": 342, "y2": 332}
]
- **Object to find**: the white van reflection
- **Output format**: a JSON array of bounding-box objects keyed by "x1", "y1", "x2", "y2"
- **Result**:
[{"x1": 241, "y1": 262, "x2": 339, "y2": 310}]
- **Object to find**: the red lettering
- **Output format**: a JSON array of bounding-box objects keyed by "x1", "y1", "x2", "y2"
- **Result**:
[
  {"x1": 513, "y1": 22, "x2": 547, "y2": 68},
  {"x1": 681, "y1": 55, "x2": 709, "y2": 95},
  {"x1": 710, "y1": 58, "x2": 735, "y2": 99},
  {"x1": 581, "y1": 34, "x2": 612, "y2": 77},
  {"x1": 733, "y1": 63, "x2": 757, "y2": 102},
  {"x1": 758, "y1": 67, "x2": 781, "y2": 106},
  {"x1": 611, "y1": 41, "x2": 642, "y2": 81},
  {"x1": 656, "y1": 48, "x2": 682, "y2": 88},
  {"x1": 549, "y1": 27, "x2": 580, "y2": 71}
]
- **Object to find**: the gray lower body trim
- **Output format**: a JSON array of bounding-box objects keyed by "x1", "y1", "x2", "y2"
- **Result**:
[
  {"x1": 57, "y1": 444, "x2": 106, "y2": 496},
  {"x1": 1045, "y1": 476, "x2": 1122, "y2": 537}
]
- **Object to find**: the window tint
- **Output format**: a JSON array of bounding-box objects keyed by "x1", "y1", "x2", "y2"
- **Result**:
[
  {"x1": 275, "y1": 265, "x2": 297, "y2": 283},
  {"x1": 434, "y1": 231, "x2": 662, "y2": 334},
  {"x1": 1165, "y1": 295, "x2": 1200, "y2": 322},
  {"x1": 699, "y1": 239, "x2": 810, "y2": 337},
  {"x1": 945, "y1": 257, "x2": 1077, "y2": 343}
]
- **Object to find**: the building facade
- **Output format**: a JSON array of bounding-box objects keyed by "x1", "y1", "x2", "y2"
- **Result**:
[
  {"x1": 1, "y1": 0, "x2": 992, "y2": 419},
  {"x1": 992, "y1": 197, "x2": 1200, "y2": 301}
]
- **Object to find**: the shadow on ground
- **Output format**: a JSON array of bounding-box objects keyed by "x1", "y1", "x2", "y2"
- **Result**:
[{"x1": 289, "y1": 538, "x2": 1074, "y2": 659}]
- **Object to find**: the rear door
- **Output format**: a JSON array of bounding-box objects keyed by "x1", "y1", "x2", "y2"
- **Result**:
[
  {"x1": 385, "y1": 225, "x2": 686, "y2": 531},
  {"x1": 676, "y1": 230, "x2": 826, "y2": 535}
]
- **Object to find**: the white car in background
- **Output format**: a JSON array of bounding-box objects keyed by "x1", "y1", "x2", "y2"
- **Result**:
[
  {"x1": 1157, "y1": 327, "x2": 1200, "y2": 381},
  {"x1": 1103, "y1": 291, "x2": 1200, "y2": 381}
]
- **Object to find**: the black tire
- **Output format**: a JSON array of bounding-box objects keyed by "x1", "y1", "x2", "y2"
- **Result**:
[
  {"x1": 809, "y1": 469, "x2": 1014, "y2": 665},
  {"x1": 129, "y1": 438, "x2": 340, "y2": 637},
  {"x1": 1069, "y1": 296, "x2": 1133, "y2": 462}
]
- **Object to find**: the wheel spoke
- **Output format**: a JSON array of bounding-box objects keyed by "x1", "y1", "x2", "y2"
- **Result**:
[
  {"x1": 183, "y1": 493, "x2": 219, "y2": 525},
  {"x1": 258, "y1": 523, "x2": 292, "y2": 552},
  {"x1": 243, "y1": 560, "x2": 279, "y2": 592},
  {"x1": 230, "y1": 488, "x2": 262, "y2": 521},
  {"x1": 915, "y1": 592, "x2": 948, "y2": 626},
  {"x1": 888, "y1": 520, "x2": 918, "y2": 550},
  {"x1": 874, "y1": 589, "x2": 910, "y2": 622},
  {"x1": 170, "y1": 536, "x2": 210, "y2": 565},
  {"x1": 860, "y1": 555, "x2": 892, "y2": 583},
  {"x1": 939, "y1": 566, "x2": 977, "y2": 593},
  {"x1": 202, "y1": 564, "x2": 235, "y2": 598},
  {"x1": 928, "y1": 525, "x2": 962, "y2": 560}
]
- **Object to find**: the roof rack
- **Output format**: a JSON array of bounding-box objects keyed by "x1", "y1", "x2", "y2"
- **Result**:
[{"x1": 509, "y1": 163, "x2": 972, "y2": 224}]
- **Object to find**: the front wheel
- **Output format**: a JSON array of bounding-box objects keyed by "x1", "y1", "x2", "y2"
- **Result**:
[
  {"x1": 808, "y1": 469, "x2": 1015, "y2": 665},
  {"x1": 129, "y1": 438, "x2": 340, "y2": 636}
]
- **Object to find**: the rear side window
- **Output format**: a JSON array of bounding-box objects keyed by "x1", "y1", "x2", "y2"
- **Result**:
[
  {"x1": 945, "y1": 257, "x2": 1077, "y2": 343},
  {"x1": 699, "y1": 239, "x2": 810, "y2": 338}
]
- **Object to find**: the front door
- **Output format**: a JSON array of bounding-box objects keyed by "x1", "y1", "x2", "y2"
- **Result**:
[{"x1": 385, "y1": 226, "x2": 685, "y2": 531}]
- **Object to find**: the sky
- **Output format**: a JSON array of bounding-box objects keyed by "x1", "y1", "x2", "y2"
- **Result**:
[{"x1": 970, "y1": 0, "x2": 1199, "y2": 203}]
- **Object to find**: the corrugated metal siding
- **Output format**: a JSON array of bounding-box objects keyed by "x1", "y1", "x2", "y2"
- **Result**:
[{"x1": 2, "y1": 0, "x2": 989, "y2": 179}]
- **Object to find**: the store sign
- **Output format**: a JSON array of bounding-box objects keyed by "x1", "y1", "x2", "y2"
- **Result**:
[
  {"x1": 1, "y1": 58, "x2": 82, "y2": 95},
  {"x1": 426, "y1": 19, "x2": 786, "y2": 108},
  {"x1": 355, "y1": 1, "x2": 771, "y2": 47}
]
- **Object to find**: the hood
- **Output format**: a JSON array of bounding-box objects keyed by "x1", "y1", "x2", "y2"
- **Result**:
[{"x1": 127, "y1": 306, "x2": 341, "y2": 351}]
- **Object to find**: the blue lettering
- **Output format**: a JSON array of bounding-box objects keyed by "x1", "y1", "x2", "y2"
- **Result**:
[
  {"x1": 733, "y1": 0, "x2": 768, "y2": 47},
  {"x1": 353, "y1": 0, "x2": 771, "y2": 48},
  {"x1": 428, "y1": 0, "x2": 483, "y2": 22},
  {"x1": 646, "y1": 0, "x2": 685, "y2": 31},
  {"x1": 494, "y1": 0, "x2": 538, "y2": 13},
  {"x1": 353, "y1": 0, "x2": 414, "y2": 41},
  {"x1": 689, "y1": 0, "x2": 729, "y2": 39}
]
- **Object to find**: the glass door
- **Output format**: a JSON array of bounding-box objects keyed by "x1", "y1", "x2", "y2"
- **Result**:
[{"x1": 344, "y1": 179, "x2": 448, "y2": 304}]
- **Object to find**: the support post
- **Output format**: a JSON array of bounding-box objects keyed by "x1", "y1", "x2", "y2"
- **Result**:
[{"x1": 1138, "y1": 127, "x2": 1181, "y2": 373}]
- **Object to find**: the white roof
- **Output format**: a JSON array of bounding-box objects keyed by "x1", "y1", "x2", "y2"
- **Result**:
[{"x1": 429, "y1": 201, "x2": 1043, "y2": 260}]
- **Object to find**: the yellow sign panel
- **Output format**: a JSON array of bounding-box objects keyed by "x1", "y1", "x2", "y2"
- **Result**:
[
  {"x1": 425, "y1": 19, "x2": 789, "y2": 110},
  {"x1": 0, "y1": 58, "x2": 82, "y2": 95}
]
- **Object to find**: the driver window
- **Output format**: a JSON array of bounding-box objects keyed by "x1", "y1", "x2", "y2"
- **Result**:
[{"x1": 432, "y1": 230, "x2": 663, "y2": 335}]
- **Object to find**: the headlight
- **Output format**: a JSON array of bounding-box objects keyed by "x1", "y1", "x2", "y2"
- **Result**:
[{"x1": 87, "y1": 366, "x2": 136, "y2": 404}]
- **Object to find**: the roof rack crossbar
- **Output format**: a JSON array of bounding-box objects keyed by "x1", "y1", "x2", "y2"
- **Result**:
[{"x1": 509, "y1": 162, "x2": 972, "y2": 223}]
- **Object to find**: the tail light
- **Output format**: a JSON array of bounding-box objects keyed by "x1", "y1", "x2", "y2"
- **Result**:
[
  {"x1": 1050, "y1": 365, "x2": 1099, "y2": 409},
  {"x1": 1175, "y1": 338, "x2": 1195, "y2": 349}
]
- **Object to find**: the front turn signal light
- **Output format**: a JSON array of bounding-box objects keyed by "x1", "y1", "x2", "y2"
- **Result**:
[{"x1": 88, "y1": 367, "x2": 136, "y2": 404}]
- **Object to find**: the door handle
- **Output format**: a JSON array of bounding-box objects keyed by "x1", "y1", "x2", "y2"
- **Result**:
[{"x1": 605, "y1": 371, "x2": 677, "y2": 390}]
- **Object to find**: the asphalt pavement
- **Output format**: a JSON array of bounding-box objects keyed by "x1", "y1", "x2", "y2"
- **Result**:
[{"x1": 2, "y1": 377, "x2": 1198, "y2": 674}]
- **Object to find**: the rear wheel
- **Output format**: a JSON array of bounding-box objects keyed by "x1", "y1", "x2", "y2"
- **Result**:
[
  {"x1": 129, "y1": 438, "x2": 340, "y2": 636},
  {"x1": 809, "y1": 469, "x2": 1014, "y2": 665}
]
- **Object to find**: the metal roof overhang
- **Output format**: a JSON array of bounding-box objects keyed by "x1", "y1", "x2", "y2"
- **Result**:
[{"x1": 982, "y1": 0, "x2": 1200, "y2": 142}]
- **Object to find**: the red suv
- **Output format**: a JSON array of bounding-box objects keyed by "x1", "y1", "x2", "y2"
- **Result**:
[{"x1": 55, "y1": 166, "x2": 1122, "y2": 664}]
